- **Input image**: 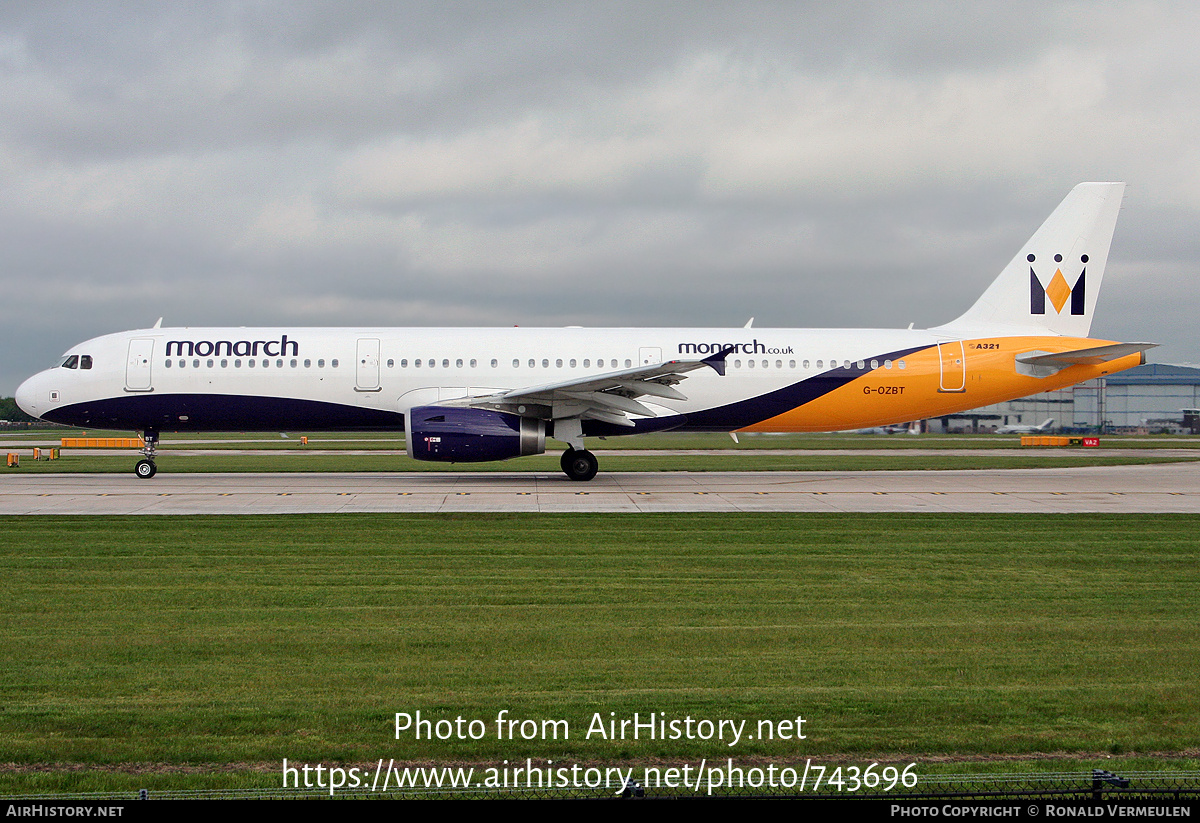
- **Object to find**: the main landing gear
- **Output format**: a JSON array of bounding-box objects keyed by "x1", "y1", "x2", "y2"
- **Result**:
[
  {"x1": 560, "y1": 448, "x2": 598, "y2": 482},
  {"x1": 134, "y1": 430, "x2": 158, "y2": 479}
]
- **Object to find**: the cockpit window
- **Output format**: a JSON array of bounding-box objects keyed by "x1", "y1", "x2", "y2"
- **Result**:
[
  {"x1": 80, "y1": 355, "x2": 93, "y2": 369},
  {"x1": 60, "y1": 355, "x2": 79, "y2": 369}
]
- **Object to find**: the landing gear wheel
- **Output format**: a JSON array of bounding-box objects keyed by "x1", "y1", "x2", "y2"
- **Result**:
[
  {"x1": 135, "y1": 459, "x2": 157, "y2": 479},
  {"x1": 561, "y1": 448, "x2": 598, "y2": 482}
]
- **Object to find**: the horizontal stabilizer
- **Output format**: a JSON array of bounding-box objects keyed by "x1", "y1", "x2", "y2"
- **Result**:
[{"x1": 1016, "y1": 342, "x2": 1157, "y2": 368}]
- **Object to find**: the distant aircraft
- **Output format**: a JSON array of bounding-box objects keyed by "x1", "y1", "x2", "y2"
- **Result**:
[
  {"x1": 995, "y1": 418, "x2": 1056, "y2": 435},
  {"x1": 16, "y1": 183, "x2": 1153, "y2": 481},
  {"x1": 857, "y1": 422, "x2": 921, "y2": 435}
]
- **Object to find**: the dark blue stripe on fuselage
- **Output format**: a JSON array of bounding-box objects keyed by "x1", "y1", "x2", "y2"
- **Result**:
[
  {"x1": 583, "y1": 344, "x2": 932, "y2": 436},
  {"x1": 42, "y1": 393, "x2": 406, "y2": 432}
]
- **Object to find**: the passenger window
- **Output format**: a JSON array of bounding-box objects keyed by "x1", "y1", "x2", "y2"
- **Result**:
[
  {"x1": 304, "y1": 359, "x2": 311, "y2": 368},
  {"x1": 884, "y1": 360, "x2": 892, "y2": 369},
  {"x1": 277, "y1": 359, "x2": 283, "y2": 368},
  {"x1": 441, "y1": 359, "x2": 447, "y2": 368},
  {"x1": 513, "y1": 359, "x2": 519, "y2": 368},
  {"x1": 248, "y1": 359, "x2": 255, "y2": 368},
  {"x1": 208, "y1": 359, "x2": 215, "y2": 368},
  {"x1": 165, "y1": 360, "x2": 172, "y2": 368},
  {"x1": 734, "y1": 359, "x2": 742, "y2": 368},
  {"x1": 747, "y1": 360, "x2": 755, "y2": 369},
  {"x1": 470, "y1": 359, "x2": 477, "y2": 368},
  {"x1": 583, "y1": 359, "x2": 590, "y2": 367},
  {"x1": 456, "y1": 359, "x2": 463, "y2": 368},
  {"x1": 491, "y1": 359, "x2": 498, "y2": 368},
  {"x1": 625, "y1": 359, "x2": 631, "y2": 368},
  {"x1": 234, "y1": 360, "x2": 242, "y2": 368},
  {"x1": 870, "y1": 360, "x2": 879, "y2": 369},
  {"x1": 816, "y1": 360, "x2": 823, "y2": 369},
  {"x1": 542, "y1": 359, "x2": 549, "y2": 368},
  {"x1": 529, "y1": 359, "x2": 535, "y2": 368},
  {"x1": 221, "y1": 359, "x2": 228, "y2": 368},
  {"x1": 194, "y1": 359, "x2": 200, "y2": 368},
  {"x1": 317, "y1": 359, "x2": 325, "y2": 368},
  {"x1": 898, "y1": 360, "x2": 906, "y2": 370},
  {"x1": 332, "y1": 359, "x2": 340, "y2": 368},
  {"x1": 570, "y1": 359, "x2": 576, "y2": 368},
  {"x1": 803, "y1": 360, "x2": 810, "y2": 369}
]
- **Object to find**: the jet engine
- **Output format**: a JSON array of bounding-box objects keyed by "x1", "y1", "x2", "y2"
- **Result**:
[{"x1": 405, "y1": 406, "x2": 546, "y2": 462}]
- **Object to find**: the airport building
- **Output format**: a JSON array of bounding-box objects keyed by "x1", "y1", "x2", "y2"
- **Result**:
[{"x1": 935, "y1": 363, "x2": 1200, "y2": 434}]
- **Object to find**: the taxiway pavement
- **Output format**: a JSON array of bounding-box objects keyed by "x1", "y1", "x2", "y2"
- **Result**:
[{"x1": 2, "y1": 462, "x2": 1198, "y2": 514}]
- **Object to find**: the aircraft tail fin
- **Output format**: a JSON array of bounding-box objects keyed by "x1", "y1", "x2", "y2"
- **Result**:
[{"x1": 933, "y1": 182, "x2": 1125, "y2": 338}]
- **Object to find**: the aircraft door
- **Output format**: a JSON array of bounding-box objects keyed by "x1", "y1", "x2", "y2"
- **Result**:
[
  {"x1": 937, "y1": 340, "x2": 966, "y2": 393},
  {"x1": 639, "y1": 347, "x2": 662, "y2": 366},
  {"x1": 356, "y1": 338, "x2": 381, "y2": 391},
  {"x1": 125, "y1": 338, "x2": 154, "y2": 392}
]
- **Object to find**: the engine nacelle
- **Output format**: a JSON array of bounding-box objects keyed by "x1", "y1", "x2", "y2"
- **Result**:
[{"x1": 405, "y1": 406, "x2": 546, "y2": 463}]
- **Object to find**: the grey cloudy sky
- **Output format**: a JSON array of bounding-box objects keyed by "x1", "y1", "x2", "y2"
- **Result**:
[{"x1": 2, "y1": 1, "x2": 1197, "y2": 394}]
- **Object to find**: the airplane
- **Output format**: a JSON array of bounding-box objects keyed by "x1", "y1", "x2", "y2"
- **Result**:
[
  {"x1": 15, "y1": 182, "x2": 1155, "y2": 481},
  {"x1": 994, "y1": 418, "x2": 1055, "y2": 434},
  {"x1": 856, "y1": 422, "x2": 921, "y2": 435}
]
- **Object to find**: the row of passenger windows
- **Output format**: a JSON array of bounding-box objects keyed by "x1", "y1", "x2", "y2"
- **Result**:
[
  {"x1": 390, "y1": 357, "x2": 907, "y2": 371},
  {"x1": 166, "y1": 358, "x2": 339, "y2": 369},
  {"x1": 734, "y1": 358, "x2": 907, "y2": 370},
  {"x1": 397, "y1": 358, "x2": 632, "y2": 369},
  {"x1": 162, "y1": 356, "x2": 909, "y2": 372}
]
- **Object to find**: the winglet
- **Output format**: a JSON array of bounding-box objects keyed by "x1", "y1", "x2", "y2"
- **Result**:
[{"x1": 701, "y1": 345, "x2": 737, "y2": 376}]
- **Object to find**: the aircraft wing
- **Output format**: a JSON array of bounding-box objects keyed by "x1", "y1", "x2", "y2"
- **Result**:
[{"x1": 440, "y1": 348, "x2": 732, "y2": 427}]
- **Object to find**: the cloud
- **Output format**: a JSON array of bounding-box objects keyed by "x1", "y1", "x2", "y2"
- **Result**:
[{"x1": 1, "y1": 2, "x2": 1198, "y2": 393}]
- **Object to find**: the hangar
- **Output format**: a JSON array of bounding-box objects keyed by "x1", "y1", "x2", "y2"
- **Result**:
[{"x1": 934, "y1": 363, "x2": 1200, "y2": 434}]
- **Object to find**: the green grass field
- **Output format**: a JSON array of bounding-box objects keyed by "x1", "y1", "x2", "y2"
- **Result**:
[
  {"x1": 6, "y1": 430, "x2": 1200, "y2": 475},
  {"x1": 1, "y1": 513, "x2": 1198, "y2": 793},
  {"x1": 6, "y1": 429, "x2": 1198, "y2": 477}
]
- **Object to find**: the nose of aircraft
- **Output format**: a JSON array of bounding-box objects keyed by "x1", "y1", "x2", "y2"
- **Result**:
[{"x1": 15, "y1": 372, "x2": 43, "y2": 420}]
